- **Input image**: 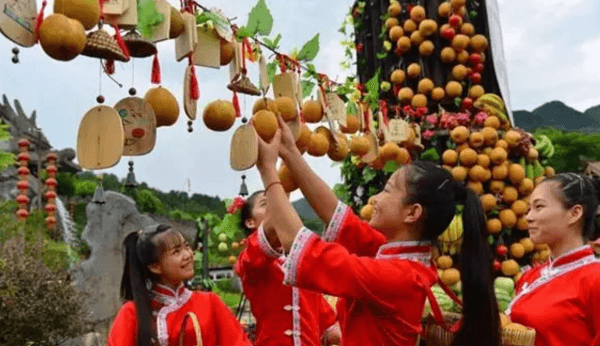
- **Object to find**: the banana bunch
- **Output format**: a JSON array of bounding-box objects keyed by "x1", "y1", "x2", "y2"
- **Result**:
[
  {"x1": 474, "y1": 93, "x2": 510, "y2": 125},
  {"x1": 438, "y1": 213, "x2": 463, "y2": 255},
  {"x1": 534, "y1": 134, "x2": 555, "y2": 159}
]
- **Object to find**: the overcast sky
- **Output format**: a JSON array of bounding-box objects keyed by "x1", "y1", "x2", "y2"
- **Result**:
[{"x1": 1, "y1": 0, "x2": 599, "y2": 201}]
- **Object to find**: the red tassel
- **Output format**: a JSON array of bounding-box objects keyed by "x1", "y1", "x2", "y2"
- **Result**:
[
  {"x1": 299, "y1": 110, "x2": 305, "y2": 123},
  {"x1": 151, "y1": 53, "x2": 161, "y2": 84},
  {"x1": 190, "y1": 66, "x2": 200, "y2": 100},
  {"x1": 105, "y1": 60, "x2": 115, "y2": 75},
  {"x1": 34, "y1": 1, "x2": 47, "y2": 43},
  {"x1": 112, "y1": 24, "x2": 130, "y2": 60},
  {"x1": 232, "y1": 91, "x2": 241, "y2": 117}
]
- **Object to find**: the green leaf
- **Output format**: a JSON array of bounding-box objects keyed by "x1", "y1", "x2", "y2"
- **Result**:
[
  {"x1": 263, "y1": 33, "x2": 282, "y2": 50},
  {"x1": 362, "y1": 167, "x2": 377, "y2": 183},
  {"x1": 267, "y1": 61, "x2": 278, "y2": 84},
  {"x1": 365, "y1": 69, "x2": 381, "y2": 99},
  {"x1": 383, "y1": 160, "x2": 399, "y2": 174},
  {"x1": 297, "y1": 34, "x2": 320, "y2": 62},
  {"x1": 377, "y1": 51, "x2": 388, "y2": 59},
  {"x1": 137, "y1": 0, "x2": 165, "y2": 39},
  {"x1": 421, "y1": 148, "x2": 440, "y2": 162},
  {"x1": 236, "y1": 26, "x2": 255, "y2": 39},
  {"x1": 301, "y1": 80, "x2": 316, "y2": 99},
  {"x1": 245, "y1": 0, "x2": 273, "y2": 36},
  {"x1": 346, "y1": 102, "x2": 359, "y2": 116}
]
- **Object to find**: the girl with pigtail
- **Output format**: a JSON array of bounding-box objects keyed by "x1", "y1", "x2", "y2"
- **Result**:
[
  {"x1": 107, "y1": 224, "x2": 251, "y2": 346},
  {"x1": 507, "y1": 173, "x2": 600, "y2": 346},
  {"x1": 234, "y1": 191, "x2": 342, "y2": 346},
  {"x1": 252, "y1": 115, "x2": 500, "y2": 346}
]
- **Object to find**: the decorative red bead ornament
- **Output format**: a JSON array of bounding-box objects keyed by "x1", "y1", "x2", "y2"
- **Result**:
[
  {"x1": 44, "y1": 152, "x2": 59, "y2": 230},
  {"x1": 15, "y1": 138, "x2": 30, "y2": 222}
]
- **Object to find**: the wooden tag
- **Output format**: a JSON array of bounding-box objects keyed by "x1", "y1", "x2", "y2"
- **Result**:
[
  {"x1": 0, "y1": 0, "x2": 37, "y2": 47},
  {"x1": 209, "y1": 7, "x2": 233, "y2": 42},
  {"x1": 183, "y1": 66, "x2": 197, "y2": 120},
  {"x1": 230, "y1": 124, "x2": 258, "y2": 171},
  {"x1": 193, "y1": 26, "x2": 220, "y2": 69},
  {"x1": 389, "y1": 119, "x2": 410, "y2": 143},
  {"x1": 105, "y1": 0, "x2": 137, "y2": 29},
  {"x1": 377, "y1": 111, "x2": 390, "y2": 143},
  {"x1": 77, "y1": 106, "x2": 124, "y2": 170},
  {"x1": 287, "y1": 113, "x2": 301, "y2": 141},
  {"x1": 258, "y1": 54, "x2": 269, "y2": 93},
  {"x1": 102, "y1": 0, "x2": 128, "y2": 15},
  {"x1": 412, "y1": 123, "x2": 424, "y2": 151},
  {"x1": 273, "y1": 72, "x2": 298, "y2": 108},
  {"x1": 114, "y1": 97, "x2": 157, "y2": 156},
  {"x1": 175, "y1": 12, "x2": 198, "y2": 62},
  {"x1": 361, "y1": 132, "x2": 379, "y2": 164},
  {"x1": 228, "y1": 39, "x2": 242, "y2": 81},
  {"x1": 325, "y1": 92, "x2": 347, "y2": 127},
  {"x1": 149, "y1": 0, "x2": 171, "y2": 43}
]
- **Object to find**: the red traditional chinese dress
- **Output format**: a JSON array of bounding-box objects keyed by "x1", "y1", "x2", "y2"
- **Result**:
[
  {"x1": 507, "y1": 244, "x2": 600, "y2": 346},
  {"x1": 235, "y1": 225, "x2": 338, "y2": 346},
  {"x1": 107, "y1": 284, "x2": 252, "y2": 346},
  {"x1": 283, "y1": 201, "x2": 438, "y2": 346}
]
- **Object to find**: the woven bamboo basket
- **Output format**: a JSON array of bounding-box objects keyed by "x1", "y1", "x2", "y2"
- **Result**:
[
  {"x1": 123, "y1": 30, "x2": 157, "y2": 58},
  {"x1": 422, "y1": 312, "x2": 536, "y2": 346},
  {"x1": 81, "y1": 29, "x2": 128, "y2": 62}
]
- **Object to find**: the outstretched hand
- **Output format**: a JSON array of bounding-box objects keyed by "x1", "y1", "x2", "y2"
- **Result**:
[
  {"x1": 253, "y1": 121, "x2": 281, "y2": 174},
  {"x1": 276, "y1": 115, "x2": 298, "y2": 159}
]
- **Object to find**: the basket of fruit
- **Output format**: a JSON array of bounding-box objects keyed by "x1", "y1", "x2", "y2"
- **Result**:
[{"x1": 422, "y1": 312, "x2": 536, "y2": 346}]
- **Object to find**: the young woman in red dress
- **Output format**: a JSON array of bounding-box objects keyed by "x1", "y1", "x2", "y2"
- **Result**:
[
  {"x1": 235, "y1": 191, "x2": 341, "y2": 346},
  {"x1": 507, "y1": 173, "x2": 600, "y2": 346},
  {"x1": 107, "y1": 224, "x2": 252, "y2": 346},
  {"x1": 252, "y1": 116, "x2": 501, "y2": 346}
]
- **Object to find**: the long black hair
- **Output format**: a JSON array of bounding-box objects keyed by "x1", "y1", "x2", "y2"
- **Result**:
[
  {"x1": 120, "y1": 224, "x2": 175, "y2": 346},
  {"x1": 240, "y1": 190, "x2": 265, "y2": 236},
  {"x1": 541, "y1": 173, "x2": 600, "y2": 240},
  {"x1": 404, "y1": 161, "x2": 500, "y2": 346}
]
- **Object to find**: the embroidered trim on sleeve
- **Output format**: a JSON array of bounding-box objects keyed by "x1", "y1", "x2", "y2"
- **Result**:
[
  {"x1": 283, "y1": 227, "x2": 317, "y2": 286},
  {"x1": 258, "y1": 224, "x2": 283, "y2": 258},
  {"x1": 322, "y1": 201, "x2": 349, "y2": 242}
]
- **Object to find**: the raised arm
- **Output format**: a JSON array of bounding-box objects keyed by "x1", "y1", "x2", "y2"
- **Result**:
[
  {"x1": 277, "y1": 116, "x2": 339, "y2": 225},
  {"x1": 255, "y1": 128, "x2": 304, "y2": 251}
]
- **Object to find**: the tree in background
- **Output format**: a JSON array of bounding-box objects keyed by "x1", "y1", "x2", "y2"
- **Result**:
[{"x1": 534, "y1": 128, "x2": 600, "y2": 173}]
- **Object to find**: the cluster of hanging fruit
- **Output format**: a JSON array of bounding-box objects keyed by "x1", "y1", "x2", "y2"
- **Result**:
[{"x1": 15, "y1": 139, "x2": 32, "y2": 221}]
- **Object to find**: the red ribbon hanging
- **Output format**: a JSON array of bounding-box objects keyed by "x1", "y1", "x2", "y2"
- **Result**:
[
  {"x1": 34, "y1": 1, "x2": 47, "y2": 43},
  {"x1": 232, "y1": 91, "x2": 241, "y2": 117},
  {"x1": 188, "y1": 56, "x2": 200, "y2": 100},
  {"x1": 241, "y1": 39, "x2": 248, "y2": 73},
  {"x1": 380, "y1": 100, "x2": 389, "y2": 126},
  {"x1": 151, "y1": 53, "x2": 161, "y2": 84},
  {"x1": 104, "y1": 59, "x2": 115, "y2": 75},
  {"x1": 99, "y1": 0, "x2": 109, "y2": 20},
  {"x1": 112, "y1": 23, "x2": 130, "y2": 60}
]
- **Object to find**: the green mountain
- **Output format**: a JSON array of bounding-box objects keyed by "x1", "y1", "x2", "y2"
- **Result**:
[{"x1": 513, "y1": 101, "x2": 600, "y2": 133}]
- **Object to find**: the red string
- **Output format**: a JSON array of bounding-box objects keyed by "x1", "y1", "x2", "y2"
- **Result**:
[
  {"x1": 232, "y1": 91, "x2": 241, "y2": 117},
  {"x1": 104, "y1": 59, "x2": 115, "y2": 75},
  {"x1": 34, "y1": 1, "x2": 47, "y2": 43},
  {"x1": 151, "y1": 53, "x2": 161, "y2": 84},
  {"x1": 188, "y1": 56, "x2": 200, "y2": 100},
  {"x1": 241, "y1": 39, "x2": 247, "y2": 73},
  {"x1": 112, "y1": 23, "x2": 130, "y2": 60},
  {"x1": 363, "y1": 105, "x2": 370, "y2": 133},
  {"x1": 278, "y1": 55, "x2": 287, "y2": 73},
  {"x1": 99, "y1": 0, "x2": 109, "y2": 20},
  {"x1": 380, "y1": 100, "x2": 389, "y2": 126}
]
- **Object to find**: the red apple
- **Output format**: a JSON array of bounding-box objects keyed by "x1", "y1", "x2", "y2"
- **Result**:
[
  {"x1": 449, "y1": 15, "x2": 462, "y2": 27},
  {"x1": 441, "y1": 28, "x2": 456, "y2": 40},
  {"x1": 467, "y1": 67, "x2": 473, "y2": 77},
  {"x1": 469, "y1": 53, "x2": 481, "y2": 65},
  {"x1": 462, "y1": 97, "x2": 474, "y2": 109},
  {"x1": 496, "y1": 245, "x2": 508, "y2": 256},
  {"x1": 474, "y1": 63, "x2": 484, "y2": 73},
  {"x1": 471, "y1": 72, "x2": 482, "y2": 84}
]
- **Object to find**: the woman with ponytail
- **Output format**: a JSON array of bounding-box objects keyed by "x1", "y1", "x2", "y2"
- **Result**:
[
  {"x1": 507, "y1": 173, "x2": 600, "y2": 346},
  {"x1": 234, "y1": 191, "x2": 341, "y2": 346},
  {"x1": 107, "y1": 224, "x2": 251, "y2": 346},
  {"x1": 251, "y1": 116, "x2": 500, "y2": 346}
]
